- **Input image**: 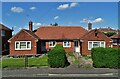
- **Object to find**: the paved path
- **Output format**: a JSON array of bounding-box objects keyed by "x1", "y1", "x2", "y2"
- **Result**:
[{"x1": 2, "y1": 68, "x2": 118, "y2": 77}]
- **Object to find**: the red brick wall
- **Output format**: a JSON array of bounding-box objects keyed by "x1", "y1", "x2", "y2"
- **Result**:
[
  {"x1": 81, "y1": 31, "x2": 111, "y2": 55},
  {"x1": 45, "y1": 40, "x2": 74, "y2": 53},
  {"x1": 9, "y1": 30, "x2": 37, "y2": 56}
]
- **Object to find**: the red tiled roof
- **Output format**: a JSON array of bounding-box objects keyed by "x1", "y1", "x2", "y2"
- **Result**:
[
  {"x1": 24, "y1": 29, "x2": 40, "y2": 39},
  {"x1": 80, "y1": 29, "x2": 112, "y2": 41},
  {"x1": 0, "y1": 24, "x2": 12, "y2": 31},
  {"x1": 8, "y1": 29, "x2": 39, "y2": 41},
  {"x1": 98, "y1": 27, "x2": 117, "y2": 32},
  {"x1": 34, "y1": 26, "x2": 88, "y2": 40}
]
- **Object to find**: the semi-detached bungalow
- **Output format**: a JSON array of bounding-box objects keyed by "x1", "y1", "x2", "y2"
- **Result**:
[{"x1": 8, "y1": 21, "x2": 112, "y2": 56}]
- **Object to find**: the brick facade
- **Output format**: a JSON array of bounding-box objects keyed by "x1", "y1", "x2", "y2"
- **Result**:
[
  {"x1": 81, "y1": 30, "x2": 112, "y2": 55},
  {"x1": 9, "y1": 30, "x2": 38, "y2": 56}
]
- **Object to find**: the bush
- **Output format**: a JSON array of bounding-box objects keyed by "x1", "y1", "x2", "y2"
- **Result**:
[
  {"x1": 91, "y1": 47, "x2": 120, "y2": 69},
  {"x1": 48, "y1": 44, "x2": 70, "y2": 68}
]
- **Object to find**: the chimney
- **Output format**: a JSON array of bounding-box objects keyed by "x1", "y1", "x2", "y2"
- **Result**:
[
  {"x1": 88, "y1": 22, "x2": 92, "y2": 31},
  {"x1": 29, "y1": 21, "x2": 33, "y2": 31}
]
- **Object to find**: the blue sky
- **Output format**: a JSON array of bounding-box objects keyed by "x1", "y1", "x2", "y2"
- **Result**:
[{"x1": 2, "y1": 2, "x2": 118, "y2": 34}]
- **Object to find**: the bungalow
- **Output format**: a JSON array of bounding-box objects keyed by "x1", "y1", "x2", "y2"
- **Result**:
[
  {"x1": 8, "y1": 22, "x2": 112, "y2": 56},
  {"x1": 0, "y1": 24, "x2": 12, "y2": 55}
]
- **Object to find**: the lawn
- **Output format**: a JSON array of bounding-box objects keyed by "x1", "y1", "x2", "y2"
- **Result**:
[{"x1": 2, "y1": 55, "x2": 48, "y2": 69}]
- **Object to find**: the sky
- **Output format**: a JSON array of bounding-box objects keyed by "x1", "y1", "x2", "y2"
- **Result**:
[{"x1": 1, "y1": 2, "x2": 118, "y2": 34}]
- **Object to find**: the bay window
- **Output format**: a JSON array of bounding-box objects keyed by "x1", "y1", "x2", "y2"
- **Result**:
[
  {"x1": 88, "y1": 41, "x2": 105, "y2": 50},
  {"x1": 15, "y1": 41, "x2": 31, "y2": 50}
]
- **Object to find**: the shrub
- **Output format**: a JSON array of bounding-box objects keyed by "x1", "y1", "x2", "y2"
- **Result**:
[
  {"x1": 48, "y1": 44, "x2": 70, "y2": 68},
  {"x1": 91, "y1": 47, "x2": 120, "y2": 69}
]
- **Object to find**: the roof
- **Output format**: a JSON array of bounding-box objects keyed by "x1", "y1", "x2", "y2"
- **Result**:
[
  {"x1": 24, "y1": 29, "x2": 40, "y2": 39},
  {"x1": 80, "y1": 29, "x2": 112, "y2": 41},
  {"x1": 110, "y1": 30, "x2": 120, "y2": 38},
  {"x1": 34, "y1": 26, "x2": 88, "y2": 40},
  {"x1": 0, "y1": 24, "x2": 12, "y2": 31},
  {"x1": 8, "y1": 29, "x2": 39, "y2": 41},
  {"x1": 98, "y1": 27, "x2": 117, "y2": 33}
]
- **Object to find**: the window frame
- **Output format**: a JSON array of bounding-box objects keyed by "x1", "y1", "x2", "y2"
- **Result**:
[
  {"x1": 1, "y1": 30, "x2": 5, "y2": 36},
  {"x1": 63, "y1": 41, "x2": 71, "y2": 47},
  {"x1": 15, "y1": 41, "x2": 31, "y2": 50},
  {"x1": 88, "y1": 41, "x2": 105, "y2": 50},
  {"x1": 49, "y1": 41, "x2": 56, "y2": 47}
]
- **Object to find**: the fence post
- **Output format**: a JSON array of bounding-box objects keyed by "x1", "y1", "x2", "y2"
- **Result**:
[{"x1": 25, "y1": 55, "x2": 28, "y2": 68}]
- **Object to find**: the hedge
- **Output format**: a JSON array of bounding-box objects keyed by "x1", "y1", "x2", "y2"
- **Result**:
[
  {"x1": 91, "y1": 47, "x2": 120, "y2": 69},
  {"x1": 48, "y1": 44, "x2": 70, "y2": 68}
]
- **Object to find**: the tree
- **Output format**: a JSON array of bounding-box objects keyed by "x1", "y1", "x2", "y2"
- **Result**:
[{"x1": 103, "y1": 32, "x2": 116, "y2": 37}]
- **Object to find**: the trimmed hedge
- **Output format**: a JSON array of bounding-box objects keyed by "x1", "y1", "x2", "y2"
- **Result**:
[
  {"x1": 91, "y1": 47, "x2": 120, "y2": 69},
  {"x1": 48, "y1": 44, "x2": 70, "y2": 68}
]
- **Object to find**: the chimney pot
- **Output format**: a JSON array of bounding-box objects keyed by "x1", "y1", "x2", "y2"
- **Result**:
[{"x1": 29, "y1": 21, "x2": 33, "y2": 31}]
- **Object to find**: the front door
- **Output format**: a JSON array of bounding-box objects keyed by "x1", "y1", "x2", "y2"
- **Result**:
[
  {"x1": 74, "y1": 41, "x2": 80, "y2": 53},
  {"x1": 41, "y1": 42, "x2": 46, "y2": 52}
]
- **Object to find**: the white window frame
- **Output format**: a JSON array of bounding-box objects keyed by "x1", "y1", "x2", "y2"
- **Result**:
[
  {"x1": 63, "y1": 41, "x2": 71, "y2": 47},
  {"x1": 15, "y1": 41, "x2": 31, "y2": 50},
  {"x1": 88, "y1": 41, "x2": 105, "y2": 50},
  {"x1": 49, "y1": 41, "x2": 56, "y2": 47}
]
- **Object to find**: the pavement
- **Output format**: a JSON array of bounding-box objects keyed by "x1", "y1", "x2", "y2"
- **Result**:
[{"x1": 2, "y1": 67, "x2": 119, "y2": 77}]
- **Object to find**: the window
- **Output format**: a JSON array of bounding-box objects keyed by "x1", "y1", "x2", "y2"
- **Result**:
[
  {"x1": 15, "y1": 41, "x2": 31, "y2": 50},
  {"x1": 63, "y1": 41, "x2": 71, "y2": 47},
  {"x1": 88, "y1": 41, "x2": 105, "y2": 50},
  {"x1": 1, "y1": 30, "x2": 5, "y2": 36},
  {"x1": 49, "y1": 41, "x2": 56, "y2": 47}
]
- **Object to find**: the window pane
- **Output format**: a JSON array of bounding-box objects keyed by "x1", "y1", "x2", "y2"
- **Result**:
[
  {"x1": 20, "y1": 42, "x2": 26, "y2": 49},
  {"x1": 27, "y1": 42, "x2": 30, "y2": 48},
  {"x1": 64, "y1": 41, "x2": 67, "y2": 46},
  {"x1": 93, "y1": 42, "x2": 100, "y2": 48},
  {"x1": 1, "y1": 30, "x2": 5, "y2": 36},
  {"x1": 89, "y1": 42, "x2": 92, "y2": 50},
  {"x1": 101, "y1": 42, "x2": 105, "y2": 47},
  {"x1": 67, "y1": 41, "x2": 70, "y2": 46},
  {"x1": 16, "y1": 42, "x2": 19, "y2": 49},
  {"x1": 53, "y1": 41, "x2": 56, "y2": 46}
]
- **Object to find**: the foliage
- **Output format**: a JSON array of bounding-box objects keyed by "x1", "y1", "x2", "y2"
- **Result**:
[
  {"x1": 103, "y1": 32, "x2": 116, "y2": 37},
  {"x1": 48, "y1": 44, "x2": 70, "y2": 68},
  {"x1": 91, "y1": 47, "x2": 120, "y2": 69}
]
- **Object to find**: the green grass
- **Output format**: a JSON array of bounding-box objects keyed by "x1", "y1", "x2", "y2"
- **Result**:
[
  {"x1": 73, "y1": 59, "x2": 79, "y2": 64},
  {"x1": 2, "y1": 55, "x2": 48, "y2": 69},
  {"x1": 82, "y1": 55, "x2": 91, "y2": 60},
  {"x1": 66, "y1": 52, "x2": 74, "y2": 57}
]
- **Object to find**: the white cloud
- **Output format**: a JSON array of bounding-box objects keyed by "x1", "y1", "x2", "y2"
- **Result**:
[
  {"x1": 57, "y1": 2, "x2": 79, "y2": 10},
  {"x1": 11, "y1": 7, "x2": 24, "y2": 13},
  {"x1": 93, "y1": 18, "x2": 103, "y2": 23},
  {"x1": 80, "y1": 17, "x2": 104, "y2": 23},
  {"x1": 54, "y1": 16, "x2": 59, "y2": 20},
  {"x1": 70, "y1": 2, "x2": 79, "y2": 8},
  {"x1": 80, "y1": 19, "x2": 87, "y2": 23},
  {"x1": 57, "y1": 4, "x2": 69, "y2": 10},
  {"x1": 30, "y1": 7, "x2": 36, "y2": 10},
  {"x1": 33, "y1": 22, "x2": 42, "y2": 27}
]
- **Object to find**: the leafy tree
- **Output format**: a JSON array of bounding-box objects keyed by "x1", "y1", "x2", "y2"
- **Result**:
[{"x1": 103, "y1": 32, "x2": 116, "y2": 37}]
